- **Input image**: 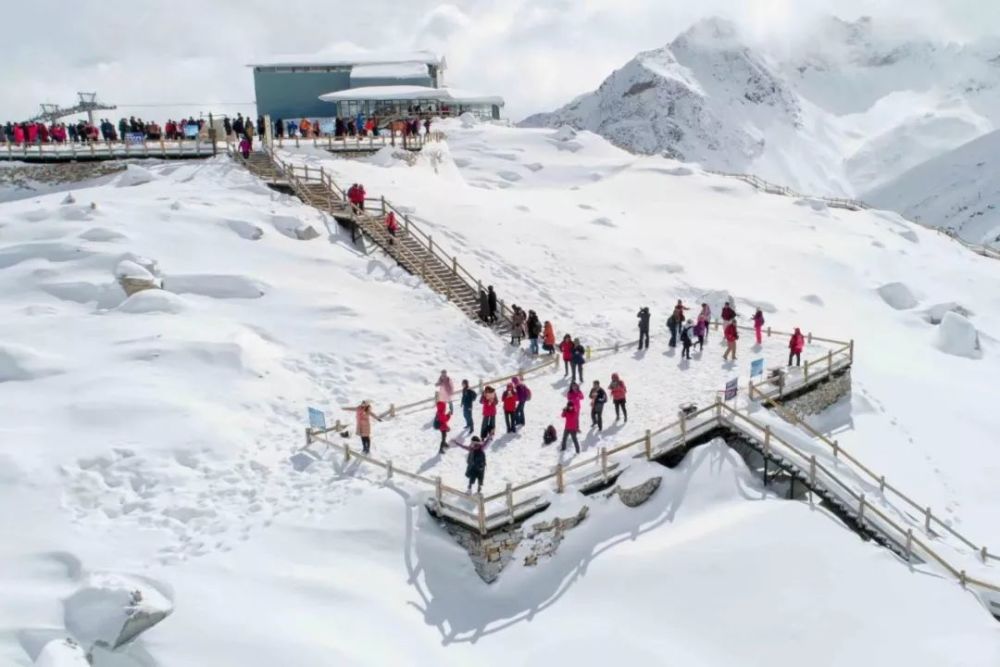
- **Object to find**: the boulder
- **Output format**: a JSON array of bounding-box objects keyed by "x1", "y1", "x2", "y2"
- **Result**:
[
  {"x1": 63, "y1": 573, "x2": 173, "y2": 652},
  {"x1": 933, "y1": 311, "x2": 981, "y2": 359},
  {"x1": 613, "y1": 475, "x2": 662, "y2": 507},
  {"x1": 295, "y1": 225, "x2": 321, "y2": 241},
  {"x1": 33, "y1": 639, "x2": 88, "y2": 667},
  {"x1": 876, "y1": 281, "x2": 918, "y2": 310}
]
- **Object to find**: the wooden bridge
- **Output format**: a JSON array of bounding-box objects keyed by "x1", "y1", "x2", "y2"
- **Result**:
[{"x1": 232, "y1": 145, "x2": 513, "y2": 335}]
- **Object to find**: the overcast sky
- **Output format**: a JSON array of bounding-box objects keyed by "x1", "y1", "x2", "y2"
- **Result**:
[{"x1": 2, "y1": 0, "x2": 998, "y2": 123}]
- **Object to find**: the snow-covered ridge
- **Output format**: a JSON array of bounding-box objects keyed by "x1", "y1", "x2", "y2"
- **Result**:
[{"x1": 521, "y1": 16, "x2": 1000, "y2": 198}]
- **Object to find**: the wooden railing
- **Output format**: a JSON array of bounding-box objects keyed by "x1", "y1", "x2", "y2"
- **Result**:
[
  {"x1": 1, "y1": 138, "x2": 219, "y2": 161},
  {"x1": 271, "y1": 131, "x2": 445, "y2": 152}
]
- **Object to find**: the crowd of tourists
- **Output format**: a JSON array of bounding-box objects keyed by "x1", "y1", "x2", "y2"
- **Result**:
[
  {"x1": 2, "y1": 116, "x2": 210, "y2": 145},
  {"x1": 271, "y1": 114, "x2": 432, "y2": 140}
]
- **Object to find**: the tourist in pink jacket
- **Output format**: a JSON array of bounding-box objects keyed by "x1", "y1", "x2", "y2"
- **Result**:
[{"x1": 560, "y1": 401, "x2": 580, "y2": 453}]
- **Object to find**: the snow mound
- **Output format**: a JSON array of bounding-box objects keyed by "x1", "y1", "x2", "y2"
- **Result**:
[
  {"x1": 795, "y1": 198, "x2": 828, "y2": 212},
  {"x1": 0, "y1": 342, "x2": 63, "y2": 382},
  {"x1": 114, "y1": 260, "x2": 154, "y2": 282},
  {"x1": 270, "y1": 214, "x2": 319, "y2": 240},
  {"x1": 366, "y1": 146, "x2": 405, "y2": 167},
  {"x1": 34, "y1": 639, "x2": 88, "y2": 667},
  {"x1": 63, "y1": 572, "x2": 173, "y2": 651},
  {"x1": 165, "y1": 274, "x2": 267, "y2": 299},
  {"x1": 876, "y1": 282, "x2": 918, "y2": 310},
  {"x1": 115, "y1": 166, "x2": 155, "y2": 188},
  {"x1": 933, "y1": 311, "x2": 981, "y2": 359},
  {"x1": 460, "y1": 112, "x2": 478, "y2": 128},
  {"x1": 116, "y1": 290, "x2": 187, "y2": 314},
  {"x1": 60, "y1": 193, "x2": 76, "y2": 206},
  {"x1": 924, "y1": 302, "x2": 974, "y2": 325},
  {"x1": 42, "y1": 281, "x2": 124, "y2": 309},
  {"x1": 551, "y1": 126, "x2": 577, "y2": 142},
  {"x1": 78, "y1": 227, "x2": 127, "y2": 243},
  {"x1": 224, "y1": 219, "x2": 264, "y2": 241},
  {"x1": 0, "y1": 242, "x2": 93, "y2": 269}
]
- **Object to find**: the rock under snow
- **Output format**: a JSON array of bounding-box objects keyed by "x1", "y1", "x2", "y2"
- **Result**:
[
  {"x1": 33, "y1": 639, "x2": 88, "y2": 667},
  {"x1": 63, "y1": 572, "x2": 173, "y2": 651},
  {"x1": 165, "y1": 273, "x2": 266, "y2": 299},
  {"x1": 933, "y1": 311, "x2": 981, "y2": 359},
  {"x1": 876, "y1": 282, "x2": 918, "y2": 310},
  {"x1": 116, "y1": 289, "x2": 187, "y2": 314},
  {"x1": 115, "y1": 166, "x2": 155, "y2": 188},
  {"x1": 924, "y1": 302, "x2": 974, "y2": 325},
  {"x1": 115, "y1": 259, "x2": 161, "y2": 296},
  {"x1": 460, "y1": 111, "x2": 478, "y2": 128}
]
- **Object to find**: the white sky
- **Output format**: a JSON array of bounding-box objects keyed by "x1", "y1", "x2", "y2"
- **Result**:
[{"x1": 1, "y1": 0, "x2": 998, "y2": 123}]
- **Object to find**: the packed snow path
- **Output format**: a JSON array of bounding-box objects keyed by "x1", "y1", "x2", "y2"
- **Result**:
[{"x1": 232, "y1": 144, "x2": 514, "y2": 336}]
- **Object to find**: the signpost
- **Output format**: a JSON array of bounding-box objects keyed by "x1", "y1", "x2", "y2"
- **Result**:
[
  {"x1": 750, "y1": 358, "x2": 764, "y2": 379},
  {"x1": 724, "y1": 378, "x2": 738, "y2": 404},
  {"x1": 307, "y1": 407, "x2": 327, "y2": 431}
]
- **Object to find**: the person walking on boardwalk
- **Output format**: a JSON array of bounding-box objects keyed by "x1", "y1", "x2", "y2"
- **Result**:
[
  {"x1": 513, "y1": 376, "x2": 531, "y2": 428},
  {"x1": 342, "y1": 400, "x2": 382, "y2": 454},
  {"x1": 680, "y1": 320, "x2": 694, "y2": 360},
  {"x1": 436, "y1": 400, "x2": 451, "y2": 454},
  {"x1": 460, "y1": 379, "x2": 477, "y2": 433},
  {"x1": 609, "y1": 373, "x2": 628, "y2": 422},
  {"x1": 542, "y1": 321, "x2": 556, "y2": 354},
  {"x1": 479, "y1": 289, "x2": 490, "y2": 323},
  {"x1": 571, "y1": 338, "x2": 587, "y2": 384},
  {"x1": 697, "y1": 303, "x2": 711, "y2": 342},
  {"x1": 589, "y1": 380, "x2": 607, "y2": 432},
  {"x1": 789, "y1": 328, "x2": 805, "y2": 366},
  {"x1": 456, "y1": 436, "x2": 487, "y2": 494},
  {"x1": 239, "y1": 135, "x2": 251, "y2": 159},
  {"x1": 723, "y1": 319, "x2": 739, "y2": 361},
  {"x1": 480, "y1": 385, "x2": 498, "y2": 439},
  {"x1": 752, "y1": 308, "x2": 765, "y2": 345},
  {"x1": 637, "y1": 306, "x2": 651, "y2": 350},
  {"x1": 502, "y1": 382, "x2": 518, "y2": 433},
  {"x1": 487, "y1": 286, "x2": 498, "y2": 323},
  {"x1": 385, "y1": 210, "x2": 398, "y2": 244},
  {"x1": 559, "y1": 334, "x2": 574, "y2": 376},
  {"x1": 436, "y1": 370, "x2": 455, "y2": 413},
  {"x1": 561, "y1": 401, "x2": 581, "y2": 453},
  {"x1": 527, "y1": 310, "x2": 542, "y2": 355}
]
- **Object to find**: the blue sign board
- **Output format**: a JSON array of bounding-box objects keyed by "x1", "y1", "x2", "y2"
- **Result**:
[
  {"x1": 307, "y1": 407, "x2": 327, "y2": 430},
  {"x1": 750, "y1": 358, "x2": 764, "y2": 378},
  {"x1": 724, "y1": 378, "x2": 738, "y2": 401}
]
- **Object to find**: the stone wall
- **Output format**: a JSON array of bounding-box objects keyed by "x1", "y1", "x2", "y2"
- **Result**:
[{"x1": 777, "y1": 368, "x2": 851, "y2": 419}]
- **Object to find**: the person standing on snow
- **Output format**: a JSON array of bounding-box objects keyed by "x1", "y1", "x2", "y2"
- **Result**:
[
  {"x1": 680, "y1": 320, "x2": 694, "y2": 360},
  {"x1": 436, "y1": 370, "x2": 455, "y2": 414},
  {"x1": 637, "y1": 306, "x2": 651, "y2": 350},
  {"x1": 501, "y1": 382, "x2": 518, "y2": 433},
  {"x1": 589, "y1": 380, "x2": 608, "y2": 432},
  {"x1": 527, "y1": 310, "x2": 542, "y2": 355},
  {"x1": 542, "y1": 321, "x2": 556, "y2": 354},
  {"x1": 789, "y1": 328, "x2": 806, "y2": 366},
  {"x1": 697, "y1": 303, "x2": 712, "y2": 342},
  {"x1": 693, "y1": 317, "x2": 707, "y2": 352},
  {"x1": 480, "y1": 385, "x2": 498, "y2": 439},
  {"x1": 567, "y1": 382, "x2": 584, "y2": 414},
  {"x1": 723, "y1": 319, "x2": 739, "y2": 361},
  {"x1": 510, "y1": 307, "x2": 526, "y2": 346},
  {"x1": 571, "y1": 338, "x2": 587, "y2": 384},
  {"x1": 342, "y1": 400, "x2": 382, "y2": 454},
  {"x1": 487, "y1": 286, "x2": 498, "y2": 323},
  {"x1": 721, "y1": 301, "x2": 737, "y2": 326},
  {"x1": 479, "y1": 289, "x2": 490, "y2": 323},
  {"x1": 560, "y1": 401, "x2": 581, "y2": 453},
  {"x1": 559, "y1": 334, "x2": 574, "y2": 376},
  {"x1": 460, "y1": 379, "x2": 477, "y2": 433},
  {"x1": 456, "y1": 436, "x2": 487, "y2": 495},
  {"x1": 436, "y1": 401, "x2": 451, "y2": 454},
  {"x1": 513, "y1": 376, "x2": 531, "y2": 428},
  {"x1": 752, "y1": 308, "x2": 765, "y2": 346},
  {"x1": 609, "y1": 373, "x2": 628, "y2": 422}
]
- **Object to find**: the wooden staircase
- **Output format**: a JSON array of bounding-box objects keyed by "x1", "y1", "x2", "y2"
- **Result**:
[{"x1": 230, "y1": 145, "x2": 512, "y2": 335}]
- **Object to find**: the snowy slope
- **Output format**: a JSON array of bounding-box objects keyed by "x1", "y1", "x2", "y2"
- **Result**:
[
  {"x1": 865, "y1": 129, "x2": 1000, "y2": 248},
  {"x1": 522, "y1": 16, "x2": 1000, "y2": 197},
  {"x1": 4, "y1": 123, "x2": 1000, "y2": 665}
]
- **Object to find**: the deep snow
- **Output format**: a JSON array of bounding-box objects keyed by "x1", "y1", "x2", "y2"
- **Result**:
[{"x1": 3, "y1": 117, "x2": 1000, "y2": 664}]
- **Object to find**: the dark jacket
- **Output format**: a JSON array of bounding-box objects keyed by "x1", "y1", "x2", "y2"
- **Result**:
[
  {"x1": 637, "y1": 308, "x2": 651, "y2": 330},
  {"x1": 487, "y1": 288, "x2": 497, "y2": 312},
  {"x1": 572, "y1": 344, "x2": 586, "y2": 365},
  {"x1": 527, "y1": 315, "x2": 542, "y2": 338},
  {"x1": 461, "y1": 387, "x2": 477, "y2": 410},
  {"x1": 589, "y1": 387, "x2": 607, "y2": 406},
  {"x1": 466, "y1": 447, "x2": 486, "y2": 478}
]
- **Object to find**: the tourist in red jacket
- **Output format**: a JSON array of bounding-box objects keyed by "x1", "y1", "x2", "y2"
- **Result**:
[
  {"x1": 501, "y1": 383, "x2": 518, "y2": 433},
  {"x1": 479, "y1": 385, "x2": 498, "y2": 440},
  {"x1": 753, "y1": 308, "x2": 765, "y2": 345},
  {"x1": 436, "y1": 403, "x2": 451, "y2": 454},
  {"x1": 609, "y1": 373, "x2": 628, "y2": 422},
  {"x1": 789, "y1": 328, "x2": 806, "y2": 366},
  {"x1": 723, "y1": 321, "x2": 739, "y2": 361},
  {"x1": 559, "y1": 334, "x2": 574, "y2": 376},
  {"x1": 561, "y1": 401, "x2": 580, "y2": 453}
]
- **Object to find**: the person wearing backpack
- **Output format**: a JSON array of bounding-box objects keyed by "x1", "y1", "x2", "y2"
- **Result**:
[
  {"x1": 789, "y1": 327, "x2": 806, "y2": 366},
  {"x1": 589, "y1": 380, "x2": 608, "y2": 432},
  {"x1": 457, "y1": 436, "x2": 487, "y2": 494},
  {"x1": 513, "y1": 376, "x2": 531, "y2": 428},
  {"x1": 480, "y1": 386, "x2": 498, "y2": 439},
  {"x1": 571, "y1": 338, "x2": 586, "y2": 384},
  {"x1": 637, "y1": 306, "x2": 651, "y2": 350},
  {"x1": 723, "y1": 320, "x2": 739, "y2": 361},
  {"x1": 559, "y1": 334, "x2": 574, "y2": 376},
  {"x1": 752, "y1": 308, "x2": 765, "y2": 346},
  {"x1": 560, "y1": 401, "x2": 581, "y2": 453},
  {"x1": 680, "y1": 320, "x2": 694, "y2": 360},
  {"x1": 460, "y1": 379, "x2": 477, "y2": 433},
  {"x1": 609, "y1": 373, "x2": 627, "y2": 422}
]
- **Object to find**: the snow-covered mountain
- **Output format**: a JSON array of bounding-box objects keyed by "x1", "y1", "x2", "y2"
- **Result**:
[
  {"x1": 521, "y1": 17, "x2": 1000, "y2": 197},
  {"x1": 866, "y1": 129, "x2": 1000, "y2": 248}
]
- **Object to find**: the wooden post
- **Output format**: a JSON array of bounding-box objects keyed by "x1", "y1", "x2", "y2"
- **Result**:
[
  {"x1": 435, "y1": 477, "x2": 443, "y2": 506},
  {"x1": 600, "y1": 447, "x2": 608, "y2": 480},
  {"x1": 849, "y1": 339, "x2": 855, "y2": 363},
  {"x1": 715, "y1": 396, "x2": 722, "y2": 419},
  {"x1": 804, "y1": 360, "x2": 810, "y2": 380},
  {"x1": 586, "y1": 346, "x2": 592, "y2": 361},
  {"x1": 556, "y1": 464, "x2": 564, "y2": 493},
  {"x1": 381, "y1": 195, "x2": 386, "y2": 216},
  {"x1": 832, "y1": 440, "x2": 839, "y2": 459},
  {"x1": 925, "y1": 506, "x2": 932, "y2": 533},
  {"x1": 858, "y1": 493, "x2": 866, "y2": 523},
  {"x1": 808, "y1": 331, "x2": 813, "y2": 344},
  {"x1": 763, "y1": 426, "x2": 771, "y2": 457},
  {"x1": 387, "y1": 460, "x2": 393, "y2": 479},
  {"x1": 766, "y1": 326, "x2": 771, "y2": 338},
  {"x1": 879, "y1": 475, "x2": 885, "y2": 494},
  {"x1": 389, "y1": 403, "x2": 396, "y2": 418},
  {"x1": 614, "y1": 342, "x2": 619, "y2": 353},
  {"x1": 304, "y1": 427, "x2": 312, "y2": 446},
  {"x1": 428, "y1": 235, "x2": 434, "y2": 256},
  {"x1": 981, "y1": 546, "x2": 988, "y2": 563},
  {"x1": 505, "y1": 483, "x2": 514, "y2": 523},
  {"x1": 304, "y1": 165, "x2": 309, "y2": 180},
  {"x1": 809, "y1": 455, "x2": 816, "y2": 486},
  {"x1": 644, "y1": 429, "x2": 652, "y2": 459},
  {"x1": 905, "y1": 529, "x2": 913, "y2": 561},
  {"x1": 452, "y1": 256, "x2": 458, "y2": 274},
  {"x1": 477, "y1": 495, "x2": 487, "y2": 535},
  {"x1": 960, "y1": 570, "x2": 967, "y2": 588},
  {"x1": 827, "y1": 350, "x2": 833, "y2": 374},
  {"x1": 343, "y1": 442, "x2": 350, "y2": 462}
]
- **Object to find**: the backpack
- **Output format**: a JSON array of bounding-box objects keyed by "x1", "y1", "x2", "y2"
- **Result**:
[
  {"x1": 543, "y1": 425, "x2": 557, "y2": 445},
  {"x1": 432, "y1": 415, "x2": 441, "y2": 430},
  {"x1": 524, "y1": 386, "x2": 532, "y2": 401}
]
